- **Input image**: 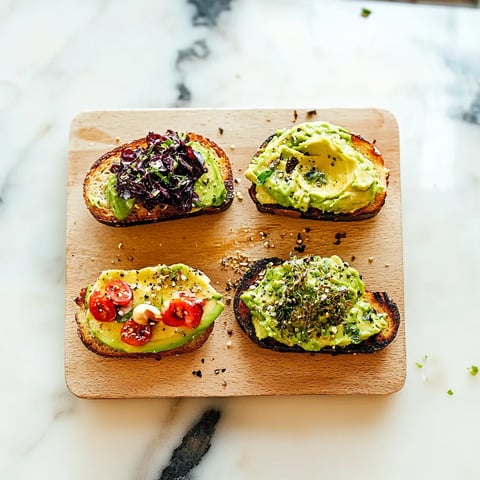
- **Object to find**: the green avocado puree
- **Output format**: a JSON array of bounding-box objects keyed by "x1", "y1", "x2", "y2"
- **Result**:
[
  {"x1": 240, "y1": 256, "x2": 387, "y2": 351},
  {"x1": 245, "y1": 122, "x2": 384, "y2": 214},
  {"x1": 85, "y1": 264, "x2": 224, "y2": 354}
]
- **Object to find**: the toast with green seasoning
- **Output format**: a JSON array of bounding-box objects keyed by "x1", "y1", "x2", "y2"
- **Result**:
[
  {"x1": 233, "y1": 256, "x2": 400, "y2": 354},
  {"x1": 83, "y1": 131, "x2": 234, "y2": 226},
  {"x1": 245, "y1": 122, "x2": 389, "y2": 221},
  {"x1": 74, "y1": 263, "x2": 224, "y2": 359}
]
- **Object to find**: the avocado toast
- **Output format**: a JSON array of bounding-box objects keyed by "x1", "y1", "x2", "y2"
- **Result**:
[
  {"x1": 234, "y1": 255, "x2": 400, "y2": 354},
  {"x1": 245, "y1": 121, "x2": 389, "y2": 221},
  {"x1": 75, "y1": 263, "x2": 224, "y2": 358},
  {"x1": 83, "y1": 130, "x2": 234, "y2": 226}
]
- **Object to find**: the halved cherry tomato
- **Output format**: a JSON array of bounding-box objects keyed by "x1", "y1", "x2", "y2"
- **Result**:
[
  {"x1": 105, "y1": 280, "x2": 133, "y2": 306},
  {"x1": 162, "y1": 297, "x2": 204, "y2": 329},
  {"x1": 88, "y1": 290, "x2": 116, "y2": 322},
  {"x1": 120, "y1": 319, "x2": 152, "y2": 346}
]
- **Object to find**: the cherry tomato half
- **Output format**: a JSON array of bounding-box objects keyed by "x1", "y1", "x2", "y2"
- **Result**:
[
  {"x1": 105, "y1": 280, "x2": 133, "y2": 306},
  {"x1": 88, "y1": 290, "x2": 116, "y2": 322},
  {"x1": 162, "y1": 297, "x2": 204, "y2": 329},
  {"x1": 120, "y1": 319, "x2": 152, "y2": 346}
]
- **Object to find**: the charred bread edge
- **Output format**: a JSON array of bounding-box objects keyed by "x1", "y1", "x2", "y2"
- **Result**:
[
  {"x1": 83, "y1": 132, "x2": 234, "y2": 227},
  {"x1": 247, "y1": 131, "x2": 389, "y2": 222},
  {"x1": 233, "y1": 257, "x2": 400, "y2": 355},
  {"x1": 74, "y1": 289, "x2": 215, "y2": 360}
]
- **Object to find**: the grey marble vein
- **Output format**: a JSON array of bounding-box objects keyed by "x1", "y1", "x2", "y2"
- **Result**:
[
  {"x1": 188, "y1": 0, "x2": 233, "y2": 26},
  {"x1": 159, "y1": 409, "x2": 221, "y2": 480},
  {"x1": 463, "y1": 89, "x2": 480, "y2": 124},
  {"x1": 174, "y1": 39, "x2": 211, "y2": 106}
]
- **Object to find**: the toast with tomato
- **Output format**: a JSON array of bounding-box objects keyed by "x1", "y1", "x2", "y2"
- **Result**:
[
  {"x1": 74, "y1": 263, "x2": 225, "y2": 358},
  {"x1": 83, "y1": 130, "x2": 234, "y2": 226}
]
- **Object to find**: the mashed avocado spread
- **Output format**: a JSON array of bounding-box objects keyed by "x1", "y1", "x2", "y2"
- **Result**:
[
  {"x1": 245, "y1": 122, "x2": 384, "y2": 214},
  {"x1": 240, "y1": 256, "x2": 387, "y2": 351}
]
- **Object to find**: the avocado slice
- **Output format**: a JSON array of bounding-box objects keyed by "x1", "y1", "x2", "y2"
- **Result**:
[{"x1": 84, "y1": 264, "x2": 224, "y2": 354}]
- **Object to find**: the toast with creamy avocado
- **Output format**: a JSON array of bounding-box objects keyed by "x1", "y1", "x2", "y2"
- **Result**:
[
  {"x1": 234, "y1": 255, "x2": 400, "y2": 354},
  {"x1": 74, "y1": 263, "x2": 224, "y2": 358},
  {"x1": 83, "y1": 130, "x2": 234, "y2": 226},
  {"x1": 245, "y1": 122, "x2": 389, "y2": 221}
]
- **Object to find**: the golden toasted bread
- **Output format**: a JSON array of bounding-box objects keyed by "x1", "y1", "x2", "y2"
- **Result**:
[
  {"x1": 83, "y1": 131, "x2": 234, "y2": 226},
  {"x1": 75, "y1": 294, "x2": 214, "y2": 359}
]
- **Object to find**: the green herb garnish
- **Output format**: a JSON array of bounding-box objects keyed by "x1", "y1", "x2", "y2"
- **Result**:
[
  {"x1": 257, "y1": 169, "x2": 273, "y2": 184},
  {"x1": 468, "y1": 365, "x2": 479, "y2": 376},
  {"x1": 447, "y1": 389, "x2": 454, "y2": 396},
  {"x1": 361, "y1": 8, "x2": 372, "y2": 18},
  {"x1": 304, "y1": 168, "x2": 327, "y2": 185}
]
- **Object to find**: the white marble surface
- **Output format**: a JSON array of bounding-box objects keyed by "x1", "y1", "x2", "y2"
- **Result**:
[{"x1": 1, "y1": 0, "x2": 480, "y2": 478}]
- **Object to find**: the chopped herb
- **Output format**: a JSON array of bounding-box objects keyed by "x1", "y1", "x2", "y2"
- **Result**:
[
  {"x1": 447, "y1": 389, "x2": 454, "y2": 396},
  {"x1": 415, "y1": 355, "x2": 428, "y2": 369},
  {"x1": 304, "y1": 168, "x2": 327, "y2": 184},
  {"x1": 468, "y1": 365, "x2": 479, "y2": 376},
  {"x1": 361, "y1": 7, "x2": 371, "y2": 18},
  {"x1": 257, "y1": 169, "x2": 273, "y2": 184},
  {"x1": 344, "y1": 324, "x2": 361, "y2": 344}
]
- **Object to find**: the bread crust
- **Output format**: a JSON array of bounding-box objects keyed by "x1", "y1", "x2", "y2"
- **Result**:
[
  {"x1": 233, "y1": 257, "x2": 400, "y2": 354},
  {"x1": 248, "y1": 131, "x2": 389, "y2": 221},
  {"x1": 83, "y1": 132, "x2": 234, "y2": 226},
  {"x1": 74, "y1": 288, "x2": 214, "y2": 359}
]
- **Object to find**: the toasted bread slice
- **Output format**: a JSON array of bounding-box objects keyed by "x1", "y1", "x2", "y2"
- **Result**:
[
  {"x1": 83, "y1": 132, "x2": 234, "y2": 226},
  {"x1": 75, "y1": 294, "x2": 214, "y2": 359},
  {"x1": 233, "y1": 257, "x2": 400, "y2": 354},
  {"x1": 247, "y1": 124, "x2": 389, "y2": 221},
  {"x1": 74, "y1": 263, "x2": 224, "y2": 359}
]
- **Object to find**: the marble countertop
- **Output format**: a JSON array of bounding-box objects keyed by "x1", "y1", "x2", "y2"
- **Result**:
[{"x1": 1, "y1": 0, "x2": 480, "y2": 478}]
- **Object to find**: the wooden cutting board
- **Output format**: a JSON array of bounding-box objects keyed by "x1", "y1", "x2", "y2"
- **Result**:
[{"x1": 65, "y1": 108, "x2": 405, "y2": 398}]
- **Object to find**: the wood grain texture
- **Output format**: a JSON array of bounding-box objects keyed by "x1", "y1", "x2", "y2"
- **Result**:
[{"x1": 65, "y1": 108, "x2": 406, "y2": 398}]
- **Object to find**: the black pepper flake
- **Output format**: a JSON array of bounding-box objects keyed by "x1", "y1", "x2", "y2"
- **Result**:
[
  {"x1": 333, "y1": 232, "x2": 347, "y2": 245},
  {"x1": 214, "y1": 368, "x2": 226, "y2": 375},
  {"x1": 192, "y1": 370, "x2": 202, "y2": 378},
  {"x1": 218, "y1": 127, "x2": 224, "y2": 135},
  {"x1": 285, "y1": 157, "x2": 299, "y2": 174},
  {"x1": 293, "y1": 110, "x2": 298, "y2": 122},
  {"x1": 294, "y1": 243, "x2": 306, "y2": 253},
  {"x1": 201, "y1": 358, "x2": 205, "y2": 363}
]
